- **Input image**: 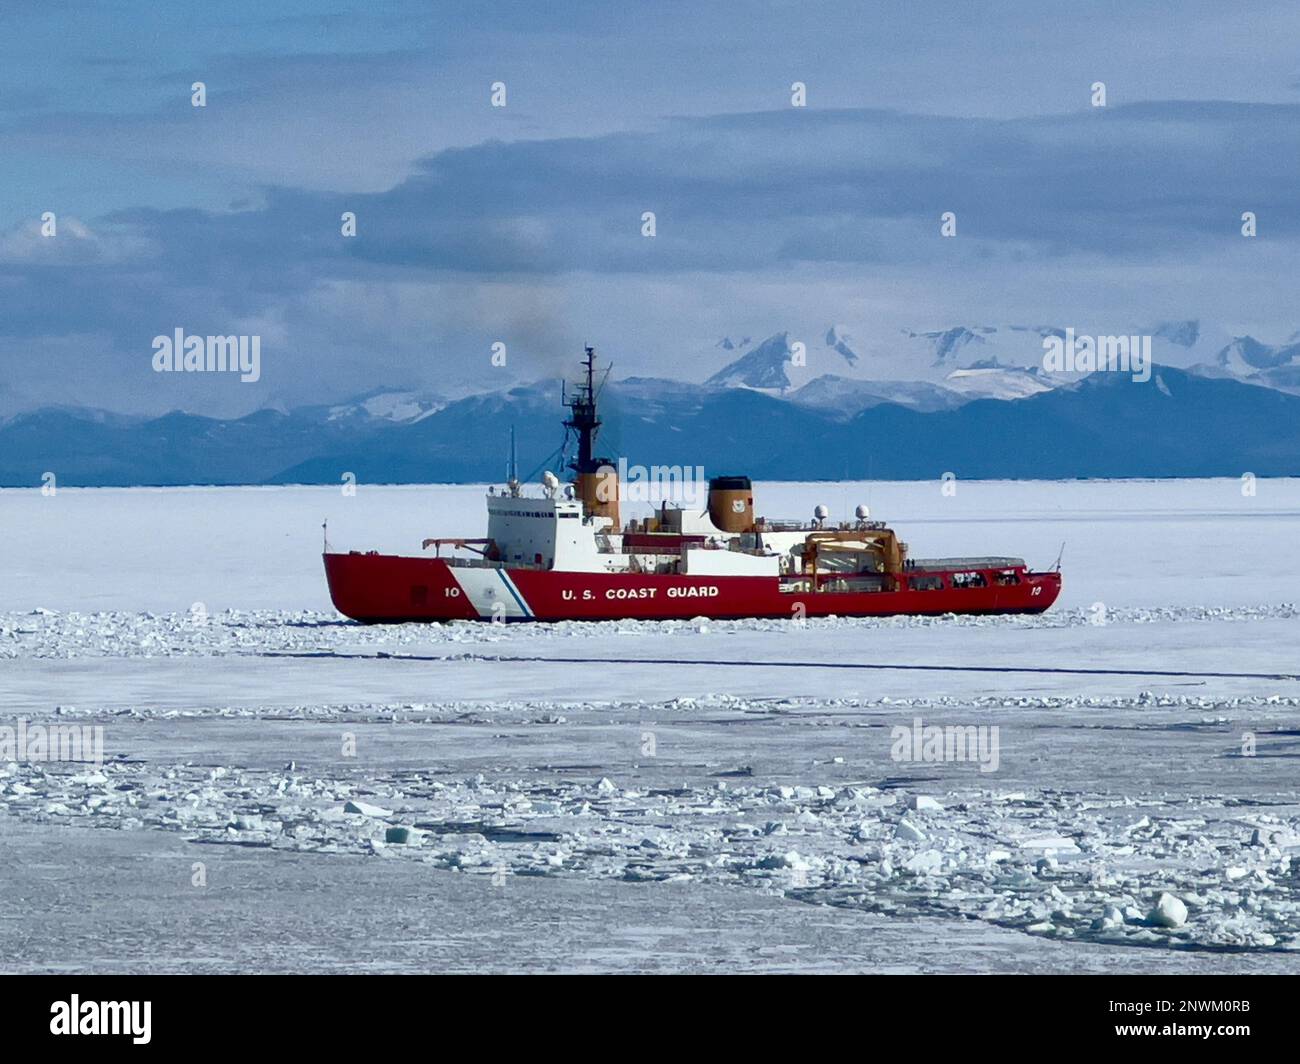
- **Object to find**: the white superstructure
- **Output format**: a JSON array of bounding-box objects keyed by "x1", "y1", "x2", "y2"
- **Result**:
[{"x1": 486, "y1": 492, "x2": 629, "y2": 572}]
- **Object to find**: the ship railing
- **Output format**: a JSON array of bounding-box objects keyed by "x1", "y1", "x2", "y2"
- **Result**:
[
  {"x1": 440, "y1": 557, "x2": 546, "y2": 571},
  {"x1": 907, "y1": 557, "x2": 1026, "y2": 571},
  {"x1": 759, "y1": 520, "x2": 888, "y2": 532}
]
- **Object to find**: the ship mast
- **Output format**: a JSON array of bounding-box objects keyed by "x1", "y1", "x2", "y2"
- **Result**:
[
  {"x1": 563, "y1": 345, "x2": 602, "y2": 477},
  {"x1": 562, "y1": 345, "x2": 620, "y2": 529}
]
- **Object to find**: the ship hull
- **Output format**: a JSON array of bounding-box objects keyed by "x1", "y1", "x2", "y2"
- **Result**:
[{"x1": 323, "y1": 552, "x2": 1062, "y2": 623}]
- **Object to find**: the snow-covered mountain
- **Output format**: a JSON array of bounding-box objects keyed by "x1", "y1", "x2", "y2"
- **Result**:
[
  {"x1": 8, "y1": 316, "x2": 1300, "y2": 486},
  {"x1": 789, "y1": 375, "x2": 960, "y2": 418},
  {"x1": 1214, "y1": 335, "x2": 1300, "y2": 373},
  {"x1": 902, "y1": 325, "x2": 996, "y2": 365},
  {"x1": 1149, "y1": 319, "x2": 1201, "y2": 348},
  {"x1": 705, "y1": 332, "x2": 799, "y2": 390},
  {"x1": 706, "y1": 328, "x2": 867, "y2": 392},
  {"x1": 702, "y1": 323, "x2": 1079, "y2": 402},
  {"x1": 942, "y1": 360, "x2": 1062, "y2": 400},
  {"x1": 824, "y1": 325, "x2": 861, "y2": 366},
  {"x1": 841, "y1": 319, "x2": 1300, "y2": 397},
  {"x1": 1205, "y1": 334, "x2": 1300, "y2": 394},
  {"x1": 697, "y1": 317, "x2": 1300, "y2": 407},
  {"x1": 320, "y1": 388, "x2": 447, "y2": 424},
  {"x1": 6, "y1": 365, "x2": 1300, "y2": 485}
]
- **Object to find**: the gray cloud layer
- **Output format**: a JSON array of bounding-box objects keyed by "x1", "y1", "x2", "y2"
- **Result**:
[{"x1": 4, "y1": 100, "x2": 1298, "y2": 413}]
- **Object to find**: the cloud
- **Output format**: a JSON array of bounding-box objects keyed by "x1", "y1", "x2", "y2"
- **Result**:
[
  {"x1": 309, "y1": 103, "x2": 1300, "y2": 276},
  {"x1": 4, "y1": 100, "x2": 1299, "y2": 414}
]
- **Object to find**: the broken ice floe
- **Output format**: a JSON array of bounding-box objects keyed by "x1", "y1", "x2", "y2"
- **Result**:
[
  {"x1": 3, "y1": 602, "x2": 1297, "y2": 660},
  {"x1": 12, "y1": 690, "x2": 1300, "y2": 727},
  {"x1": 2, "y1": 748, "x2": 1296, "y2": 953}
]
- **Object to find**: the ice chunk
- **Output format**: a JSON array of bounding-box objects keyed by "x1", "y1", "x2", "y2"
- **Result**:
[
  {"x1": 1018, "y1": 836, "x2": 1079, "y2": 853},
  {"x1": 1146, "y1": 893, "x2": 1188, "y2": 928},
  {"x1": 904, "y1": 850, "x2": 943, "y2": 875},
  {"x1": 343, "y1": 800, "x2": 392, "y2": 818},
  {"x1": 895, "y1": 819, "x2": 927, "y2": 842},
  {"x1": 70, "y1": 771, "x2": 108, "y2": 786},
  {"x1": 909, "y1": 795, "x2": 943, "y2": 812},
  {"x1": 756, "y1": 851, "x2": 811, "y2": 871}
]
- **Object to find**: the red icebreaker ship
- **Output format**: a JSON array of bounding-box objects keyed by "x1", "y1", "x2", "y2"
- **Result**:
[{"x1": 324, "y1": 347, "x2": 1061, "y2": 623}]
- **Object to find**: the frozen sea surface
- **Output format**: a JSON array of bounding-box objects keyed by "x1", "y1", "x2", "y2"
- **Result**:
[{"x1": 2, "y1": 480, "x2": 1299, "y2": 971}]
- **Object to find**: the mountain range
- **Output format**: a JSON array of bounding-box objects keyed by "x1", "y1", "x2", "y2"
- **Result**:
[
  {"x1": 3, "y1": 355, "x2": 1298, "y2": 485},
  {"x1": 710, "y1": 320, "x2": 1300, "y2": 393}
]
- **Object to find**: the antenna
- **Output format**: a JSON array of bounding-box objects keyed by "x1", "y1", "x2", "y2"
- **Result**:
[
  {"x1": 1052, "y1": 541, "x2": 1065, "y2": 571},
  {"x1": 508, "y1": 425, "x2": 517, "y2": 483}
]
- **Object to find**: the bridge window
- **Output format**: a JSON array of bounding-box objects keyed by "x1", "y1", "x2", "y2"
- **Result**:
[{"x1": 909, "y1": 575, "x2": 945, "y2": 591}]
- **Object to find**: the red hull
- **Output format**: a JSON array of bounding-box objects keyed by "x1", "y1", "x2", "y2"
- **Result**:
[{"x1": 323, "y1": 552, "x2": 1062, "y2": 623}]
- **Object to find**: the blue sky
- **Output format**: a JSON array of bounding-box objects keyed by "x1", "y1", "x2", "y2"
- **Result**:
[{"x1": 3, "y1": 1, "x2": 1299, "y2": 415}]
